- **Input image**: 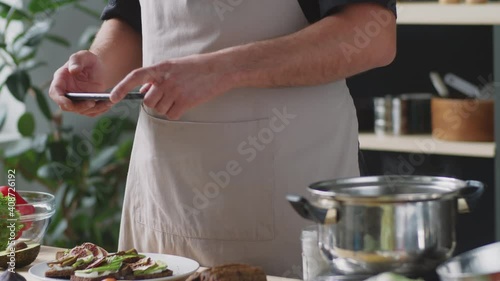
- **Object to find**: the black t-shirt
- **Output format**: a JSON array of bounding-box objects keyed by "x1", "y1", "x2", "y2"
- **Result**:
[{"x1": 101, "y1": 0, "x2": 397, "y2": 33}]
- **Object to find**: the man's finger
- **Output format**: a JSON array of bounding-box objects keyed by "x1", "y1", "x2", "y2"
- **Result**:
[
  {"x1": 49, "y1": 69, "x2": 72, "y2": 109},
  {"x1": 50, "y1": 72, "x2": 95, "y2": 112},
  {"x1": 155, "y1": 90, "x2": 175, "y2": 116},
  {"x1": 61, "y1": 100, "x2": 96, "y2": 113},
  {"x1": 110, "y1": 68, "x2": 154, "y2": 103},
  {"x1": 142, "y1": 84, "x2": 163, "y2": 110},
  {"x1": 166, "y1": 102, "x2": 186, "y2": 121},
  {"x1": 80, "y1": 100, "x2": 113, "y2": 116},
  {"x1": 140, "y1": 83, "x2": 152, "y2": 93}
]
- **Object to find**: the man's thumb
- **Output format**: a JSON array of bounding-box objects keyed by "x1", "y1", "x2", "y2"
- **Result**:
[
  {"x1": 68, "y1": 51, "x2": 93, "y2": 74},
  {"x1": 68, "y1": 62, "x2": 82, "y2": 73}
]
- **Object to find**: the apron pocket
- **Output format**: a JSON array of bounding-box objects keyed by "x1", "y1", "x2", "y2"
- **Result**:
[{"x1": 133, "y1": 107, "x2": 275, "y2": 242}]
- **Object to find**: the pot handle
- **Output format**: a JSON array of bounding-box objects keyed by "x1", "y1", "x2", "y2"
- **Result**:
[
  {"x1": 286, "y1": 195, "x2": 339, "y2": 224},
  {"x1": 457, "y1": 180, "x2": 485, "y2": 214}
]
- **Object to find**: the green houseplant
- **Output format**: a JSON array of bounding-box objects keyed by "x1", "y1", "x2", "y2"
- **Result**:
[{"x1": 0, "y1": 0, "x2": 135, "y2": 250}]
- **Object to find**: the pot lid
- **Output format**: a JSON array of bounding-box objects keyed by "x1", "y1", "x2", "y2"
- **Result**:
[{"x1": 308, "y1": 175, "x2": 468, "y2": 202}]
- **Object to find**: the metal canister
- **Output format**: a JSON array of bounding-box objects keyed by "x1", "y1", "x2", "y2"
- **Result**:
[
  {"x1": 374, "y1": 94, "x2": 432, "y2": 136},
  {"x1": 400, "y1": 93, "x2": 432, "y2": 134},
  {"x1": 373, "y1": 96, "x2": 393, "y2": 135}
]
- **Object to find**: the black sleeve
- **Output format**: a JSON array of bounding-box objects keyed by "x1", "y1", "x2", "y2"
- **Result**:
[
  {"x1": 298, "y1": 0, "x2": 397, "y2": 23},
  {"x1": 100, "y1": 0, "x2": 142, "y2": 34}
]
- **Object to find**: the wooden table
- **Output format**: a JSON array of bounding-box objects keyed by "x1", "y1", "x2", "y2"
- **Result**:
[{"x1": 17, "y1": 246, "x2": 301, "y2": 281}]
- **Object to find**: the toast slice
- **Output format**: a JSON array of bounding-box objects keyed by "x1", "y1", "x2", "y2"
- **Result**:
[
  {"x1": 45, "y1": 243, "x2": 109, "y2": 279},
  {"x1": 45, "y1": 266, "x2": 75, "y2": 279},
  {"x1": 46, "y1": 245, "x2": 174, "y2": 281},
  {"x1": 123, "y1": 257, "x2": 173, "y2": 280}
]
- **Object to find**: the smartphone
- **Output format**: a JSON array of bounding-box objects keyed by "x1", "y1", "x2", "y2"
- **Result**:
[{"x1": 65, "y1": 92, "x2": 144, "y2": 101}]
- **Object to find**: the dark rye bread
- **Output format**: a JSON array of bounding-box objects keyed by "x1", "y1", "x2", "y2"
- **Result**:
[
  {"x1": 44, "y1": 266, "x2": 75, "y2": 279},
  {"x1": 69, "y1": 272, "x2": 120, "y2": 281},
  {"x1": 68, "y1": 265, "x2": 172, "y2": 281},
  {"x1": 186, "y1": 264, "x2": 267, "y2": 281}
]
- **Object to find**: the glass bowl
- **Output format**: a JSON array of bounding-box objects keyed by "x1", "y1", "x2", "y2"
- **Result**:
[{"x1": 0, "y1": 191, "x2": 55, "y2": 268}]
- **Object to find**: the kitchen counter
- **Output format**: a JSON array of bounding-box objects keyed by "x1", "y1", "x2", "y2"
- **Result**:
[{"x1": 16, "y1": 246, "x2": 300, "y2": 281}]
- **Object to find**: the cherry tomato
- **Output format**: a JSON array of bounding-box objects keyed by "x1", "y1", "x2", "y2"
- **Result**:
[
  {"x1": 0, "y1": 186, "x2": 36, "y2": 237},
  {"x1": 490, "y1": 272, "x2": 500, "y2": 281},
  {"x1": 102, "y1": 278, "x2": 117, "y2": 281},
  {"x1": 0, "y1": 186, "x2": 27, "y2": 203}
]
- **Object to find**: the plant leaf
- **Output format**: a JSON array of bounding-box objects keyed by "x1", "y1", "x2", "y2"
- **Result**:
[
  {"x1": 17, "y1": 112, "x2": 35, "y2": 137},
  {"x1": 21, "y1": 60, "x2": 47, "y2": 72},
  {"x1": 16, "y1": 47, "x2": 36, "y2": 63},
  {"x1": 0, "y1": 2, "x2": 32, "y2": 20},
  {"x1": 93, "y1": 117, "x2": 136, "y2": 149},
  {"x1": 0, "y1": 64, "x2": 6, "y2": 77},
  {"x1": 37, "y1": 162, "x2": 72, "y2": 182},
  {"x1": 68, "y1": 134, "x2": 90, "y2": 164},
  {"x1": 77, "y1": 26, "x2": 99, "y2": 49},
  {"x1": 115, "y1": 139, "x2": 133, "y2": 159},
  {"x1": 44, "y1": 33, "x2": 70, "y2": 47},
  {"x1": 74, "y1": 3, "x2": 100, "y2": 19},
  {"x1": 32, "y1": 133, "x2": 48, "y2": 153},
  {"x1": 28, "y1": 0, "x2": 78, "y2": 14},
  {"x1": 24, "y1": 20, "x2": 52, "y2": 47},
  {"x1": 34, "y1": 87, "x2": 52, "y2": 120},
  {"x1": 90, "y1": 146, "x2": 118, "y2": 174},
  {"x1": 0, "y1": 105, "x2": 7, "y2": 131},
  {"x1": 11, "y1": 21, "x2": 52, "y2": 55},
  {"x1": 17, "y1": 150, "x2": 39, "y2": 181},
  {"x1": 3, "y1": 138, "x2": 32, "y2": 158},
  {"x1": 48, "y1": 140, "x2": 67, "y2": 163},
  {"x1": 6, "y1": 70, "x2": 31, "y2": 101}
]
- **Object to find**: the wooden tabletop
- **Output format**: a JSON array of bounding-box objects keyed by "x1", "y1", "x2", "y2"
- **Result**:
[{"x1": 16, "y1": 246, "x2": 300, "y2": 281}]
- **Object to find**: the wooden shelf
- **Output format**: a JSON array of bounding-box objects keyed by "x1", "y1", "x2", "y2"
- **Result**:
[
  {"x1": 359, "y1": 133, "x2": 496, "y2": 158},
  {"x1": 397, "y1": 1, "x2": 500, "y2": 25}
]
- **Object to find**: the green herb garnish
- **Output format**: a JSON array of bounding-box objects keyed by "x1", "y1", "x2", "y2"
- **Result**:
[{"x1": 0, "y1": 195, "x2": 24, "y2": 250}]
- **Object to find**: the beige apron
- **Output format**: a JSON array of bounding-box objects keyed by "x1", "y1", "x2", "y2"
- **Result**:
[{"x1": 118, "y1": 0, "x2": 360, "y2": 276}]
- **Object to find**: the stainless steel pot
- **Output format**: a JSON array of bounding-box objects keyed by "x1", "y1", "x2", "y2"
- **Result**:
[
  {"x1": 436, "y1": 241, "x2": 500, "y2": 281},
  {"x1": 287, "y1": 176, "x2": 484, "y2": 276}
]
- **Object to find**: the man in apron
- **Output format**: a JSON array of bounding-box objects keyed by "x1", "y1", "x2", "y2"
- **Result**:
[{"x1": 49, "y1": 0, "x2": 396, "y2": 276}]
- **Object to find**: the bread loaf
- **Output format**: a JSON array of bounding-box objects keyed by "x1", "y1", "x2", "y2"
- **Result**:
[{"x1": 186, "y1": 264, "x2": 267, "y2": 281}]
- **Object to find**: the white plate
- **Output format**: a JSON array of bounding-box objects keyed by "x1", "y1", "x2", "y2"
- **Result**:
[{"x1": 29, "y1": 253, "x2": 200, "y2": 281}]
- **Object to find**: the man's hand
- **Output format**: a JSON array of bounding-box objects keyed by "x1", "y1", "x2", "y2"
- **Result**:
[
  {"x1": 110, "y1": 54, "x2": 235, "y2": 120},
  {"x1": 49, "y1": 18, "x2": 142, "y2": 117},
  {"x1": 49, "y1": 51, "x2": 112, "y2": 117},
  {"x1": 110, "y1": 3, "x2": 395, "y2": 121}
]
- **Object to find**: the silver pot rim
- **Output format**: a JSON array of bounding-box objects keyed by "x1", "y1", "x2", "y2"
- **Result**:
[
  {"x1": 436, "y1": 241, "x2": 500, "y2": 279},
  {"x1": 308, "y1": 175, "x2": 467, "y2": 203}
]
